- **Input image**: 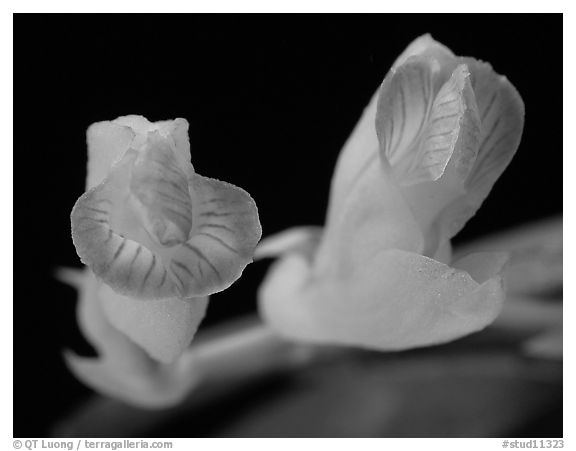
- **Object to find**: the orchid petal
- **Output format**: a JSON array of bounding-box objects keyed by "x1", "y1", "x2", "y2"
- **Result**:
[
  {"x1": 455, "y1": 217, "x2": 562, "y2": 295},
  {"x1": 98, "y1": 283, "x2": 209, "y2": 364},
  {"x1": 255, "y1": 226, "x2": 323, "y2": 260},
  {"x1": 260, "y1": 249, "x2": 507, "y2": 349},
  {"x1": 169, "y1": 174, "x2": 262, "y2": 297},
  {"x1": 495, "y1": 295, "x2": 562, "y2": 333},
  {"x1": 86, "y1": 116, "x2": 192, "y2": 190},
  {"x1": 392, "y1": 34, "x2": 455, "y2": 69},
  {"x1": 64, "y1": 351, "x2": 199, "y2": 408},
  {"x1": 86, "y1": 122, "x2": 134, "y2": 190},
  {"x1": 61, "y1": 270, "x2": 199, "y2": 408},
  {"x1": 376, "y1": 58, "x2": 481, "y2": 187},
  {"x1": 523, "y1": 328, "x2": 563, "y2": 360},
  {"x1": 113, "y1": 115, "x2": 192, "y2": 169},
  {"x1": 72, "y1": 121, "x2": 261, "y2": 300},
  {"x1": 314, "y1": 161, "x2": 425, "y2": 276},
  {"x1": 325, "y1": 34, "x2": 454, "y2": 225},
  {"x1": 383, "y1": 64, "x2": 482, "y2": 257},
  {"x1": 436, "y1": 59, "x2": 525, "y2": 239},
  {"x1": 258, "y1": 35, "x2": 525, "y2": 353}
]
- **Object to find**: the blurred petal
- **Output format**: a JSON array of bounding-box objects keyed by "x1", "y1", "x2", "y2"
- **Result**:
[
  {"x1": 61, "y1": 270, "x2": 199, "y2": 408},
  {"x1": 523, "y1": 328, "x2": 563, "y2": 360},
  {"x1": 495, "y1": 295, "x2": 562, "y2": 333},
  {"x1": 436, "y1": 59, "x2": 525, "y2": 239},
  {"x1": 260, "y1": 249, "x2": 506, "y2": 350},
  {"x1": 98, "y1": 283, "x2": 208, "y2": 364},
  {"x1": 255, "y1": 226, "x2": 323, "y2": 260},
  {"x1": 55, "y1": 267, "x2": 86, "y2": 290},
  {"x1": 64, "y1": 350, "x2": 199, "y2": 409},
  {"x1": 455, "y1": 216, "x2": 562, "y2": 295},
  {"x1": 258, "y1": 36, "x2": 523, "y2": 353}
]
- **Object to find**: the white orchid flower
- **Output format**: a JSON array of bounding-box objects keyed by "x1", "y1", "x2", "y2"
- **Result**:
[
  {"x1": 258, "y1": 35, "x2": 525, "y2": 350},
  {"x1": 64, "y1": 115, "x2": 261, "y2": 406}
]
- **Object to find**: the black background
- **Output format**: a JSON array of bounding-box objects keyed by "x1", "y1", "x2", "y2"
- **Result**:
[{"x1": 14, "y1": 14, "x2": 562, "y2": 437}]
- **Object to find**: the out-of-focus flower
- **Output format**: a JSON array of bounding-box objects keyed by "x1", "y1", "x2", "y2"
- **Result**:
[
  {"x1": 258, "y1": 35, "x2": 524, "y2": 350},
  {"x1": 64, "y1": 115, "x2": 261, "y2": 406},
  {"x1": 462, "y1": 217, "x2": 563, "y2": 360}
]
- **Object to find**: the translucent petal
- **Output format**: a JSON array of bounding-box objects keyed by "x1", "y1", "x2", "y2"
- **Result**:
[
  {"x1": 495, "y1": 295, "x2": 562, "y2": 333},
  {"x1": 455, "y1": 216, "x2": 562, "y2": 295},
  {"x1": 435, "y1": 58, "x2": 525, "y2": 239},
  {"x1": 64, "y1": 351, "x2": 199, "y2": 408},
  {"x1": 130, "y1": 132, "x2": 193, "y2": 247},
  {"x1": 98, "y1": 283, "x2": 208, "y2": 364},
  {"x1": 376, "y1": 58, "x2": 478, "y2": 186},
  {"x1": 325, "y1": 34, "x2": 454, "y2": 226},
  {"x1": 392, "y1": 34, "x2": 455, "y2": 69},
  {"x1": 86, "y1": 121, "x2": 135, "y2": 190},
  {"x1": 87, "y1": 116, "x2": 192, "y2": 192},
  {"x1": 394, "y1": 64, "x2": 482, "y2": 256},
  {"x1": 112, "y1": 115, "x2": 191, "y2": 168},
  {"x1": 255, "y1": 226, "x2": 323, "y2": 260},
  {"x1": 313, "y1": 161, "x2": 425, "y2": 276},
  {"x1": 260, "y1": 249, "x2": 506, "y2": 349},
  {"x1": 523, "y1": 328, "x2": 563, "y2": 360}
]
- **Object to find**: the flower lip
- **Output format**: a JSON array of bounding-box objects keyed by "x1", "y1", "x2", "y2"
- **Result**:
[{"x1": 72, "y1": 116, "x2": 262, "y2": 301}]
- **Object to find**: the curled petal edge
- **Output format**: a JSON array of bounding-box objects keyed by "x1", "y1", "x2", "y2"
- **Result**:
[
  {"x1": 259, "y1": 249, "x2": 508, "y2": 350},
  {"x1": 71, "y1": 163, "x2": 262, "y2": 301}
]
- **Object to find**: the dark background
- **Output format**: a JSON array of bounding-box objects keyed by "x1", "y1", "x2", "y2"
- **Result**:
[{"x1": 14, "y1": 14, "x2": 562, "y2": 437}]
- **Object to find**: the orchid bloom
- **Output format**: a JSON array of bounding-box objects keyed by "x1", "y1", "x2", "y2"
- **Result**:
[
  {"x1": 258, "y1": 35, "x2": 524, "y2": 350},
  {"x1": 64, "y1": 115, "x2": 261, "y2": 406}
]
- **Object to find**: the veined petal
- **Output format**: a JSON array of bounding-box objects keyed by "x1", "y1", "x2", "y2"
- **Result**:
[
  {"x1": 71, "y1": 173, "x2": 177, "y2": 300},
  {"x1": 393, "y1": 64, "x2": 482, "y2": 255},
  {"x1": 130, "y1": 132, "x2": 193, "y2": 247},
  {"x1": 325, "y1": 34, "x2": 455, "y2": 226},
  {"x1": 260, "y1": 249, "x2": 507, "y2": 349},
  {"x1": 376, "y1": 58, "x2": 478, "y2": 186},
  {"x1": 98, "y1": 283, "x2": 208, "y2": 364},
  {"x1": 169, "y1": 175, "x2": 262, "y2": 297},
  {"x1": 72, "y1": 125, "x2": 261, "y2": 300},
  {"x1": 435, "y1": 58, "x2": 525, "y2": 239}
]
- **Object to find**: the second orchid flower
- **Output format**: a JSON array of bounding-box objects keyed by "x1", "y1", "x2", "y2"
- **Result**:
[{"x1": 258, "y1": 34, "x2": 525, "y2": 350}]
